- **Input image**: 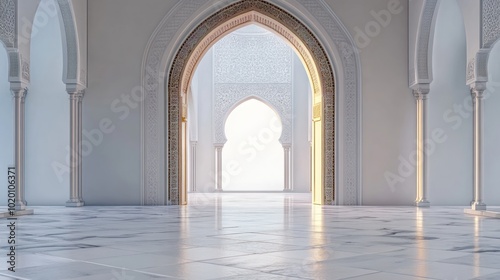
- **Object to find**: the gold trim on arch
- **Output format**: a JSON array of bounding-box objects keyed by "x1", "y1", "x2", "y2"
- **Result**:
[
  {"x1": 168, "y1": 0, "x2": 335, "y2": 205},
  {"x1": 180, "y1": 11, "x2": 322, "y2": 101}
]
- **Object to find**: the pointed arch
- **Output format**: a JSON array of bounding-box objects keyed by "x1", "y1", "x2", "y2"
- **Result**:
[
  {"x1": 222, "y1": 95, "x2": 285, "y2": 144},
  {"x1": 55, "y1": 0, "x2": 86, "y2": 88},
  {"x1": 141, "y1": 0, "x2": 361, "y2": 206},
  {"x1": 409, "y1": 0, "x2": 440, "y2": 87},
  {"x1": 169, "y1": 1, "x2": 333, "y2": 205}
]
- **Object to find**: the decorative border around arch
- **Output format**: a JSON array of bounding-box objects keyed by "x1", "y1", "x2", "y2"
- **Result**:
[
  {"x1": 142, "y1": 0, "x2": 361, "y2": 206},
  {"x1": 56, "y1": 0, "x2": 86, "y2": 87},
  {"x1": 410, "y1": 0, "x2": 439, "y2": 86},
  {"x1": 168, "y1": 0, "x2": 334, "y2": 205}
]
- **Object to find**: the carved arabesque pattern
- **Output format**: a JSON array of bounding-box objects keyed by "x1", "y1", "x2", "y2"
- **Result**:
[
  {"x1": 213, "y1": 31, "x2": 293, "y2": 144},
  {"x1": 299, "y1": 0, "x2": 358, "y2": 205},
  {"x1": 0, "y1": 0, "x2": 16, "y2": 48},
  {"x1": 143, "y1": 0, "x2": 361, "y2": 206},
  {"x1": 482, "y1": 0, "x2": 500, "y2": 48},
  {"x1": 57, "y1": 0, "x2": 80, "y2": 82},
  {"x1": 214, "y1": 84, "x2": 293, "y2": 144},
  {"x1": 214, "y1": 32, "x2": 292, "y2": 84},
  {"x1": 416, "y1": 0, "x2": 438, "y2": 81},
  {"x1": 169, "y1": 0, "x2": 335, "y2": 205}
]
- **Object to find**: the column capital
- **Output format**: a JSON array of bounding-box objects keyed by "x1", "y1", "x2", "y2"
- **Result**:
[
  {"x1": 214, "y1": 143, "x2": 225, "y2": 148},
  {"x1": 66, "y1": 83, "x2": 86, "y2": 94},
  {"x1": 68, "y1": 90, "x2": 85, "y2": 100},
  {"x1": 10, "y1": 87, "x2": 27, "y2": 99},
  {"x1": 470, "y1": 82, "x2": 488, "y2": 98},
  {"x1": 411, "y1": 84, "x2": 430, "y2": 100}
]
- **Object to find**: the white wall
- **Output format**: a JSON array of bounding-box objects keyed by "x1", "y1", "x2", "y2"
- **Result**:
[
  {"x1": 327, "y1": 0, "x2": 414, "y2": 205},
  {"x1": 24, "y1": 0, "x2": 69, "y2": 205},
  {"x1": 82, "y1": 0, "x2": 414, "y2": 205},
  {"x1": 192, "y1": 50, "x2": 215, "y2": 193},
  {"x1": 484, "y1": 41, "x2": 500, "y2": 206},
  {"x1": 80, "y1": 0, "x2": 493, "y2": 205},
  {"x1": 0, "y1": 45, "x2": 13, "y2": 207},
  {"x1": 428, "y1": 0, "x2": 472, "y2": 206},
  {"x1": 292, "y1": 55, "x2": 312, "y2": 192},
  {"x1": 85, "y1": 0, "x2": 179, "y2": 205}
]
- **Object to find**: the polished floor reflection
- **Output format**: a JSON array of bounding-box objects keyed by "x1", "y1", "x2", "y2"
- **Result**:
[{"x1": 0, "y1": 193, "x2": 499, "y2": 279}]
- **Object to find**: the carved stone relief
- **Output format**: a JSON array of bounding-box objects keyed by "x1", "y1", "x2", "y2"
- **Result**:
[
  {"x1": 482, "y1": 0, "x2": 500, "y2": 48},
  {"x1": 142, "y1": 0, "x2": 361, "y2": 206},
  {"x1": 168, "y1": 0, "x2": 335, "y2": 205},
  {"x1": 0, "y1": 0, "x2": 16, "y2": 48},
  {"x1": 213, "y1": 84, "x2": 293, "y2": 144},
  {"x1": 212, "y1": 31, "x2": 293, "y2": 145}
]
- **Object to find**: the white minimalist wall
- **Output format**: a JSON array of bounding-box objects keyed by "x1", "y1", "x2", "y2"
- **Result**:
[
  {"x1": 85, "y1": 0, "x2": 179, "y2": 205},
  {"x1": 484, "y1": 41, "x2": 500, "y2": 206},
  {"x1": 0, "y1": 45, "x2": 13, "y2": 207},
  {"x1": 428, "y1": 0, "x2": 472, "y2": 206},
  {"x1": 81, "y1": 0, "x2": 493, "y2": 205},
  {"x1": 192, "y1": 50, "x2": 215, "y2": 193},
  {"x1": 327, "y1": 0, "x2": 414, "y2": 205},
  {"x1": 25, "y1": 0, "x2": 70, "y2": 205},
  {"x1": 83, "y1": 0, "x2": 414, "y2": 205},
  {"x1": 292, "y1": 55, "x2": 312, "y2": 192}
]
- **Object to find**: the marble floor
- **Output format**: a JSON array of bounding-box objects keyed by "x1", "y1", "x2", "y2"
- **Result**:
[{"x1": 0, "y1": 193, "x2": 499, "y2": 280}]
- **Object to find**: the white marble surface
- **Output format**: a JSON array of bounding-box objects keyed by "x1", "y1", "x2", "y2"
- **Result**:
[{"x1": 0, "y1": 193, "x2": 499, "y2": 279}]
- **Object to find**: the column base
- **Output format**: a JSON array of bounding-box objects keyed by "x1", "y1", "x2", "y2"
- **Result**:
[
  {"x1": 464, "y1": 208, "x2": 500, "y2": 218},
  {"x1": 66, "y1": 199, "x2": 85, "y2": 207},
  {"x1": 415, "y1": 200, "x2": 430, "y2": 207},
  {"x1": 283, "y1": 188, "x2": 293, "y2": 192},
  {"x1": 471, "y1": 202, "x2": 486, "y2": 211},
  {"x1": 15, "y1": 201, "x2": 27, "y2": 211},
  {"x1": 214, "y1": 189, "x2": 223, "y2": 193}
]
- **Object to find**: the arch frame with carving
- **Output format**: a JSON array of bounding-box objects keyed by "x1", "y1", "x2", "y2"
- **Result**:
[
  {"x1": 409, "y1": 0, "x2": 440, "y2": 87},
  {"x1": 141, "y1": 0, "x2": 362, "y2": 206},
  {"x1": 55, "y1": 0, "x2": 86, "y2": 88}
]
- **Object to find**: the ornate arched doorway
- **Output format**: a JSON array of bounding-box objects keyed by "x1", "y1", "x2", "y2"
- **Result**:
[
  {"x1": 168, "y1": 0, "x2": 335, "y2": 205},
  {"x1": 142, "y1": 0, "x2": 362, "y2": 206}
]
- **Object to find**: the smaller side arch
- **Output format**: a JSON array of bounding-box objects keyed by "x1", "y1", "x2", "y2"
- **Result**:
[
  {"x1": 409, "y1": 0, "x2": 440, "y2": 87},
  {"x1": 213, "y1": 85, "x2": 293, "y2": 146},
  {"x1": 55, "y1": 0, "x2": 85, "y2": 88},
  {"x1": 220, "y1": 96, "x2": 286, "y2": 145}
]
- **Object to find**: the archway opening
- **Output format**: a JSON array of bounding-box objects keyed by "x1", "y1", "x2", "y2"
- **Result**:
[
  {"x1": 167, "y1": 1, "x2": 336, "y2": 206},
  {"x1": 26, "y1": 0, "x2": 70, "y2": 205},
  {"x1": 185, "y1": 23, "x2": 313, "y2": 200},
  {"x1": 222, "y1": 99, "x2": 284, "y2": 191}
]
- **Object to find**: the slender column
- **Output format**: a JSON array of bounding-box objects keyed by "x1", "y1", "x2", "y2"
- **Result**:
[
  {"x1": 214, "y1": 144, "x2": 223, "y2": 192},
  {"x1": 414, "y1": 87, "x2": 430, "y2": 207},
  {"x1": 190, "y1": 141, "x2": 197, "y2": 192},
  {"x1": 283, "y1": 144, "x2": 292, "y2": 191},
  {"x1": 471, "y1": 85, "x2": 486, "y2": 210},
  {"x1": 78, "y1": 92, "x2": 84, "y2": 202},
  {"x1": 66, "y1": 90, "x2": 85, "y2": 207},
  {"x1": 12, "y1": 87, "x2": 28, "y2": 210}
]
